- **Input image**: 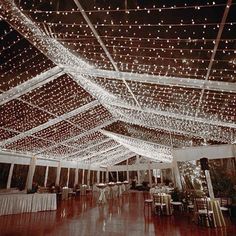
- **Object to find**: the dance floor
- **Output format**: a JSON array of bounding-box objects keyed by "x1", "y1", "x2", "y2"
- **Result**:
[{"x1": 0, "y1": 192, "x2": 235, "y2": 236}]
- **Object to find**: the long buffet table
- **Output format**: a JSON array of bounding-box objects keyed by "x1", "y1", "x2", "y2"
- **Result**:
[{"x1": 0, "y1": 193, "x2": 57, "y2": 216}]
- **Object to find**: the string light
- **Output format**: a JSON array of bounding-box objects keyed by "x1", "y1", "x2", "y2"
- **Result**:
[
  {"x1": 21, "y1": 3, "x2": 234, "y2": 13},
  {"x1": 101, "y1": 130, "x2": 173, "y2": 163},
  {"x1": 0, "y1": 0, "x2": 235, "y2": 165}
]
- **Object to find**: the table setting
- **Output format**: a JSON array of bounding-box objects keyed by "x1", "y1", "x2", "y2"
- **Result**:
[{"x1": 96, "y1": 183, "x2": 107, "y2": 204}]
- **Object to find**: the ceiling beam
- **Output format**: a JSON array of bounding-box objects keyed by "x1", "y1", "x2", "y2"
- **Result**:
[
  {"x1": 101, "y1": 129, "x2": 170, "y2": 149},
  {"x1": 98, "y1": 151, "x2": 135, "y2": 167},
  {"x1": 82, "y1": 146, "x2": 130, "y2": 165},
  {"x1": 107, "y1": 101, "x2": 236, "y2": 129},
  {"x1": 0, "y1": 66, "x2": 64, "y2": 105},
  {"x1": 70, "y1": 136, "x2": 111, "y2": 152},
  {"x1": 73, "y1": 0, "x2": 142, "y2": 108},
  {"x1": 69, "y1": 144, "x2": 122, "y2": 161},
  {"x1": 0, "y1": 126, "x2": 59, "y2": 149},
  {"x1": 66, "y1": 67, "x2": 236, "y2": 93},
  {"x1": 0, "y1": 100, "x2": 99, "y2": 147},
  {"x1": 109, "y1": 162, "x2": 172, "y2": 171},
  {"x1": 1, "y1": 0, "x2": 92, "y2": 71},
  {"x1": 116, "y1": 115, "x2": 227, "y2": 143},
  {"x1": 90, "y1": 149, "x2": 133, "y2": 166},
  {"x1": 36, "y1": 119, "x2": 117, "y2": 155},
  {"x1": 64, "y1": 137, "x2": 112, "y2": 158},
  {"x1": 69, "y1": 74, "x2": 236, "y2": 130},
  {"x1": 195, "y1": 0, "x2": 232, "y2": 116},
  {"x1": 73, "y1": 0, "x2": 118, "y2": 71},
  {"x1": 69, "y1": 73, "x2": 235, "y2": 142},
  {"x1": 0, "y1": 126, "x2": 78, "y2": 153},
  {"x1": 101, "y1": 129, "x2": 172, "y2": 163}
]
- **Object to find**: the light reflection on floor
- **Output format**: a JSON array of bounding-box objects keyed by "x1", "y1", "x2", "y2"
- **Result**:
[{"x1": 0, "y1": 192, "x2": 235, "y2": 236}]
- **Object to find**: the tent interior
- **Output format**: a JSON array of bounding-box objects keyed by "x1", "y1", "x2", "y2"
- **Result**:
[{"x1": 0, "y1": 0, "x2": 236, "y2": 235}]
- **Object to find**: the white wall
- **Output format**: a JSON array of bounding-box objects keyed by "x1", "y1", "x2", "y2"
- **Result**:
[{"x1": 173, "y1": 144, "x2": 235, "y2": 162}]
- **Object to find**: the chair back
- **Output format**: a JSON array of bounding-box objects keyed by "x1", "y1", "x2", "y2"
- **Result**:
[
  {"x1": 194, "y1": 197, "x2": 210, "y2": 213},
  {"x1": 220, "y1": 197, "x2": 231, "y2": 207},
  {"x1": 153, "y1": 194, "x2": 162, "y2": 204},
  {"x1": 185, "y1": 191, "x2": 194, "y2": 204}
]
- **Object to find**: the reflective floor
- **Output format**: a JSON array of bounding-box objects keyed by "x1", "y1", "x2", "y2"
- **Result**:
[{"x1": 0, "y1": 192, "x2": 236, "y2": 236}]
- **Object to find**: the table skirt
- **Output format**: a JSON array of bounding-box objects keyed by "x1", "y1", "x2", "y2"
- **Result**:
[
  {"x1": 0, "y1": 193, "x2": 57, "y2": 216},
  {"x1": 31, "y1": 193, "x2": 57, "y2": 212},
  {"x1": 62, "y1": 188, "x2": 70, "y2": 200}
]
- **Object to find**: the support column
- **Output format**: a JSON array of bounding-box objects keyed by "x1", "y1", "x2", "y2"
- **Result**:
[
  {"x1": 106, "y1": 169, "x2": 109, "y2": 182},
  {"x1": 116, "y1": 171, "x2": 119, "y2": 182},
  {"x1": 74, "y1": 164, "x2": 79, "y2": 187},
  {"x1": 97, "y1": 170, "x2": 100, "y2": 183},
  {"x1": 160, "y1": 169, "x2": 163, "y2": 184},
  {"x1": 101, "y1": 171, "x2": 104, "y2": 183},
  {"x1": 26, "y1": 156, "x2": 37, "y2": 190},
  {"x1": 55, "y1": 161, "x2": 61, "y2": 186},
  {"x1": 136, "y1": 156, "x2": 140, "y2": 184},
  {"x1": 66, "y1": 168, "x2": 70, "y2": 187},
  {"x1": 44, "y1": 166, "x2": 49, "y2": 187},
  {"x1": 172, "y1": 159, "x2": 182, "y2": 190},
  {"x1": 82, "y1": 169, "x2": 85, "y2": 185},
  {"x1": 148, "y1": 161, "x2": 152, "y2": 187},
  {"x1": 91, "y1": 170, "x2": 94, "y2": 185},
  {"x1": 126, "y1": 159, "x2": 129, "y2": 182},
  {"x1": 137, "y1": 170, "x2": 140, "y2": 184},
  {"x1": 7, "y1": 163, "x2": 14, "y2": 189},
  {"x1": 170, "y1": 168, "x2": 174, "y2": 184},
  {"x1": 154, "y1": 170, "x2": 157, "y2": 184},
  {"x1": 87, "y1": 168, "x2": 91, "y2": 186}
]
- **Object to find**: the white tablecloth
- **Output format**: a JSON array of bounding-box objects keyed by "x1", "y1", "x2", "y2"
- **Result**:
[
  {"x1": 97, "y1": 185, "x2": 107, "y2": 204},
  {"x1": 31, "y1": 193, "x2": 57, "y2": 212},
  {"x1": 62, "y1": 188, "x2": 70, "y2": 200},
  {"x1": 0, "y1": 193, "x2": 57, "y2": 216},
  {"x1": 98, "y1": 188, "x2": 107, "y2": 204}
]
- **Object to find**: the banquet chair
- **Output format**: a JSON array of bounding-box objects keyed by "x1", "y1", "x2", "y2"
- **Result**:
[
  {"x1": 194, "y1": 197, "x2": 213, "y2": 227},
  {"x1": 153, "y1": 194, "x2": 166, "y2": 215},
  {"x1": 184, "y1": 192, "x2": 194, "y2": 213},
  {"x1": 143, "y1": 191, "x2": 153, "y2": 215},
  {"x1": 182, "y1": 192, "x2": 195, "y2": 222},
  {"x1": 219, "y1": 197, "x2": 231, "y2": 217}
]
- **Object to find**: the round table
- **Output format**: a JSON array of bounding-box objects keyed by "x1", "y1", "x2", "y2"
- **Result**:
[
  {"x1": 80, "y1": 185, "x2": 87, "y2": 196},
  {"x1": 96, "y1": 184, "x2": 107, "y2": 204},
  {"x1": 116, "y1": 182, "x2": 123, "y2": 197},
  {"x1": 62, "y1": 187, "x2": 70, "y2": 200},
  {"x1": 123, "y1": 181, "x2": 129, "y2": 194},
  {"x1": 107, "y1": 182, "x2": 115, "y2": 199},
  {"x1": 153, "y1": 193, "x2": 172, "y2": 215}
]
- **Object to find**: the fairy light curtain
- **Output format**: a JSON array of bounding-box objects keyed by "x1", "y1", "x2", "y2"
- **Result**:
[
  {"x1": 101, "y1": 130, "x2": 173, "y2": 163},
  {"x1": 0, "y1": 0, "x2": 235, "y2": 166}
]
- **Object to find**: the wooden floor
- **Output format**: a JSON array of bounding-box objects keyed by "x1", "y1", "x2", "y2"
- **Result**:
[{"x1": 0, "y1": 192, "x2": 236, "y2": 236}]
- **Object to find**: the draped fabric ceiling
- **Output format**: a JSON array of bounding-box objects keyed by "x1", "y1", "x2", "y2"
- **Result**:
[{"x1": 0, "y1": 0, "x2": 235, "y2": 168}]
